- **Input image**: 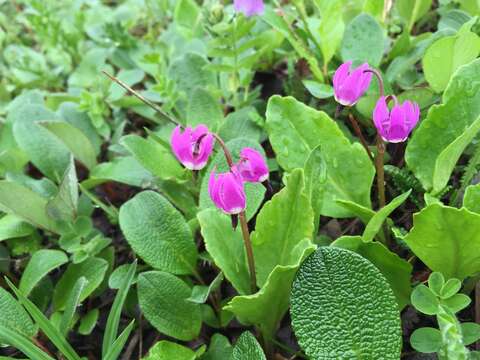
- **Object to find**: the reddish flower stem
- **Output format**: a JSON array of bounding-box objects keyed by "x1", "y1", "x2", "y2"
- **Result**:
[{"x1": 348, "y1": 113, "x2": 374, "y2": 163}]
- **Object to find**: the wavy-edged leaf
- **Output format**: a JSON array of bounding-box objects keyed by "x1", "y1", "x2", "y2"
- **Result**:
[
  {"x1": 119, "y1": 191, "x2": 197, "y2": 275},
  {"x1": 291, "y1": 247, "x2": 402, "y2": 359}
]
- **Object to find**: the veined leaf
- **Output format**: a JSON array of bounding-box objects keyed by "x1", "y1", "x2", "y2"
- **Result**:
[{"x1": 0, "y1": 324, "x2": 54, "y2": 360}]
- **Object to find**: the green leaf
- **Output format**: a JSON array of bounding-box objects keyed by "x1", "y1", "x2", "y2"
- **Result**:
[
  {"x1": 6, "y1": 278, "x2": 82, "y2": 360},
  {"x1": 0, "y1": 324, "x2": 54, "y2": 360},
  {"x1": 199, "y1": 138, "x2": 266, "y2": 220},
  {"x1": 441, "y1": 293, "x2": 471, "y2": 313},
  {"x1": 266, "y1": 96, "x2": 374, "y2": 218},
  {"x1": 433, "y1": 115, "x2": 480, "y2": 194},
  {"x1": 362, "y1": 190, "x2": 411, "y2": 242},
  {"x1": 200, "y1": 334, "x2": 233, "y2": 360},
  {"x1": 187, "y1": 87, "x2": 223, "y2": 131},
  {"x1": 53, "y1": 257, "x2": 108, "y2": 311},
  {"x1": 187, "y1": 272, "x2": 223, "y2": 304},
  {"x1": 440, "y1": 278, "x2": 462, "y2": 299},
  {"x1": 252, "y1": 169, "x2": 314, "y2": 286},
  {"x1": 143, "y1": 340, "x2": 196, "y2": 360},
  {"x1": 174, "y1": 0, "x2": 200, "y2": 38},
  {"x1": 46, "y1": 157, "x2": 78, "y2": 222},
  {"x1": 464, "y1": 183, "x2": 480, "y2": 213},
  {"x1": 60, "y1": 276, "x2": 87, "y2": 336},
  {"x1": 411, "y1": 284, "x2": 440, "y2": 315},
  {"x1": 231, "y1": 332, "x2": 266, "y2": 360},
  {"x1": 120, "y1": 135, "x2": 185, "y2": 181},
  {"x1": 19, "y1": 249, "x2": 68, "y2": 296},
  {"x1": 168, "y1": 53, "x2": 216, "y2": 97},
  {"x1": 397, "y1": 0, "x2": 432, "y2": 30},
  {"x1": 103, "y1": 320, "x2": 135, "y2": 360},
  {"x1": 428, "y1": 272, "x2": 445, "y2": 296},
  {"x1": 40, "y1": 121, "x2": 97, "y2": 170},
  {"x1": 108, "y1": 69, "x2": 145, "y2": 102},
  {"x1": 218, "y1": 107, "x2": 262, "y2": 144},
  {"x1": 302, "y1": 81, "x2": 334, "y2": 99},
  {"x1": 119, "y1": 191, "x2": 198, "y2": 275},
  {"x1": 422, "y1": 31, "x2": 480, "y2": 93},
  {"x1": 410, "y1": 327, "x2": 442, "y2": 353},
  {"x1": 198, "y1": 209, "x2": 251, "y2": 295},
  {"x1": 225, "y1": 246, "x2": 315, "y2": 340},
  {"x1": 0, "y1": 214, "x2": 34, "y2": 242},
  {"x1": 318, "y1": 1, "x2": 344, "y2": 66},
  {"x1": 78, "y1": 309, "x2": 99, "y2": 336},
  {"x1": 406, "y1": 59, "x2": 480, "y2": 191},
  {"x1": 0, "y1": 181, "x2": 58, "y2": 233},
  {"x1": 304, "y1": 146, "x2": 327, "y2": 234},
  {"x1": 404, "y1": 204, "x2": 480, "y2": 280},
  {"x1": 290, "y1": 247, "x2": 402, "y2": 359},
  {"x1": 137, "y1": 271, "x2": 201, "y2": 341},
  {"x1": 10, "y1": 104, "x2": 70, "y2": 180},
  {"x1": 0, "y1": 287, "x2": 37, "y2": 338},
  {"x1": 103, "y1": 261, "x2": 137, "y2": 357},
  {"x1": 340, "y1": 13, "x2": 384, "y2": 67},
  {"x1": 332, "y1": 236, "x2": 412, "y2": 309},
  {"x1": 461, "y1": 322, "x2": 480, "y2": 346},
  {"x1": 336, "y1": 200, "x2": 376, "y2": 224}
]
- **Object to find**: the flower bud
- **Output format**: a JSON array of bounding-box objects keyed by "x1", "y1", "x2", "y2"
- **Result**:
[
  {"x1": 237, "y1": 147, "x2": 269, "y2": 183},
  {"x1": 208, "y1": 167, "x2": 246, "y2": 215}
]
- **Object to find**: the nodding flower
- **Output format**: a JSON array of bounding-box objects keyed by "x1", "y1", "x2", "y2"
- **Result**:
[
  {"x1": 333, "y1": 61, "x2": 372, "y2": 107},
  {"x1": 170, "y1": 124, "x2": 214, "y2": 170},
  {"x1": 233, "y1": 0, "x2": 264, "y2": 17},
  {"x1": 237, "y1": 147, "x2": 269, "y2": 183},
  {"x1": 373, "y1": 96, "x2": 420, "y2": 143},
  {"x1": 208, "y1": 167, "x2": 246, "y2": 215}
]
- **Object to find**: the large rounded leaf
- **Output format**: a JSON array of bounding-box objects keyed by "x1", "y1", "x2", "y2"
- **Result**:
[
  {"x1": 137, "y1": 271, "x2": 201, "y2": 341},
  {"x1": 291, "y1": 247, "x2": 401, "y2": 359},
  {"x1": 119, "y1": 191, "x2": 198, "y2": 275}
]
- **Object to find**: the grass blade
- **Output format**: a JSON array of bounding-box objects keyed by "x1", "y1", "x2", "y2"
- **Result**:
[
  {"x1": 103, "y1": 320, "x2": 135, "y2": 360},
  {"x1": 5, "y1": 277, "x2": 82, "y2": 360},
  {"x1": 60, "y1": 276, "x2": 87, "y2": 336},
  {"x1": 0, "y1": 324, "x2": 55, "y2": 360},
  {"x1": 102, "y1": 260, "x2": 137, "y2": 357}
]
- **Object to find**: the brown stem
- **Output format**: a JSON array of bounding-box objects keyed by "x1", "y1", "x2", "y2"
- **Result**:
[
  {"x1": 348, "y1": 114, "x2": 374, "y2": 163},
  {"x1": 102, "y1": 71, "x2": 180, "y2": 127},
  {"x1": 364, "y1": 68, "x2": 385, "y2": 97},
  {"x1": 211, "y1": 133, "x2": 235, "y2": 168},
  {"x1": 239, "y1": 212, "x2": 257, "y2": 294},
  {"x1": 375, "y1": 135, "x2": 386, "y2": 209}
]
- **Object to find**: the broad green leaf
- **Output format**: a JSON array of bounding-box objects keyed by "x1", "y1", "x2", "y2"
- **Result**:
[
  {"x1": 433, "y1": 115, "x2": 480, "y2": 194},
  {"x1": 336, "y1": 200, "x2": 376, "y2": 224},
  {"x1": 442, "y1": 293, "x2": 471, "y2": 313},
  {"x1": 198, "y1": 209, "x2": 251, "y2": 295},
  {"x1": 40, "y1": 121, "x2": 97, "y2": 170},
  {"x1": 302, "y1": 81, "x2": 334, "y2": 99},
  {"x1": 318, "y1": 1, "x2": 344, "y2": 66},
  {"x1": 231, "y1": 332, "x2": 266, "y2": 360},
  {"x1": 174, "y1": 0, "x2": 200, "y2": 38},
  {"x1": 0, "y1": 324, "x2": 53, "y2": 360},
  {"x1": 410, "y1": 327, "x2": 442, "y2": 353},
  {"x1": 60, "y1": 277, "x2": 87, "y2": 336},
  {"x1": 397, "y1": 0, "x2": 432, "y2": 31},
  {"x1": 120, "y1": 135, "x2": 185, "y2": 181},
  {"x1": 422, "y1": 30, "x2": 480, "y2": 93},
  {"x1": 78, "y1": 309, "x2": 99, "y2": 336},
  {"x1": 225, "y1": 246, "x2": 315, "y2": 340},
  {"x1": 463, "y1": 183, "x2": 480, "y2": 213},
  {"x1": 266, "y1": 96, "x2": 374, "y2": 217},
  {"x1": 200, "y1": 334, "x2": 233, "y2": 360},
  {"x1": 429, "y1": 272, "x2": 445, "y2": 296},
  {"x1": 340, "y1": 13, "x2": 384, "y2": 67},
  {"x1": 199, "y1": 138, "x2": 266, "y2": 220},
  {"x1": 462, "y1": 323, "x2": 480, "y2": 346},
  {"x1": 188, "y1": 272, "x2": 223, "y2": 304},
  {"x1": 218, "y1": 107, "x2": 262, "y2": 144},
  {"x1": 0, "y1": 287, "x2": 37, "y2": 338},
  {"x1": 187, "y1": 87, "x2": 223, "y2": 131},
  {"x1": 332, "y1": 236, "x2": 412, "y2": 309},
  {"x1": 252, "y1": 169, "x2": 314, "y2": 286},
  {"x1": 10, "y1": 104, "x2": 70, "y2": 180},
  {"x1": 138, "y1": 271, "x2": 201, "y2": 341},
  {"x1": 362, "y1": 190, "x2": 411, "y2": 242},
  {"x1": 143, "y1": 340, "x2": 196, "y2": 360},
  {"x1": 0, "y1": 181, "x2": 58, "y2": 233},
  {"x1": 53, "y1": 257, "x2": 108, "y2": 311},
  {"x1": 291, "y1": 247, "x2": 402, "y2": 359},
  {"x1": 19, "y1": 249, "x2": 68, "y2": 296},
  {"x1": 46, "y1": 157, "x2": 78, "y2": 222},
  {"x1": 404, "y1": 204, "x2": 480, "y2": 280},
  {"x1": 304, "y1": 146, "x2": 327, "y2": 234},
  {"x1": 440, "y1": 278, "x2": 462, "y2": 299},
  {"x1": 0, "y1": 214, "x2": 34, "y2": 241},
  {"x1": 107, "y1": 69, "x2": 145, "y2": 102},
  {"x1": 406, "y1": 59, "x2": 480, "y2": 191},
  {"x1": 411, "y1": 284, "x2": 440, "y2": 315},
  {"x1": 119, "y1": 191, "x2": 197, "y2": 275}
]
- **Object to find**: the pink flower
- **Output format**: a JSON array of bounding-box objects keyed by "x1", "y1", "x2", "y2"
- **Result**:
[
  {"x1": 237, "y1": 147, "x2": 269, "y2": 183},
  {"x1": 333, "y1": 61, "x2": 372, "y2": 106},
  {"x1": 234, "y1": 0, "x2": 264, "y2": 17},
  {"x1": 373, "y1": 96, "x2": 420, "y2": 143},
  {"x1": 208, "y1": 167, "x2": 246, "y2": 214},
  {"x1": 170, "y1": 124, "x2": 214, "y2": 170}
]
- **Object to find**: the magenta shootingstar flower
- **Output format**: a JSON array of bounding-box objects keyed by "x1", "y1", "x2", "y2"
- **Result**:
[
  {"x1": 333, "y1": 61, "x2": 372, "y2": 106},
  {"x1": 237, "y1": 147, "x2": 269, "y2": 183},
  {"x1": 208, "y1": 167, "x2": 246, "y2": 215},
  {"x1": 373, "y1": 96, "x2": 420, "y2": 143},
  {"x1": 234, "y1": 0, "x2": 264, "y2": 17},
  {"x1": 171, "y1": 124, "x2": 215, "y2": 170}
]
